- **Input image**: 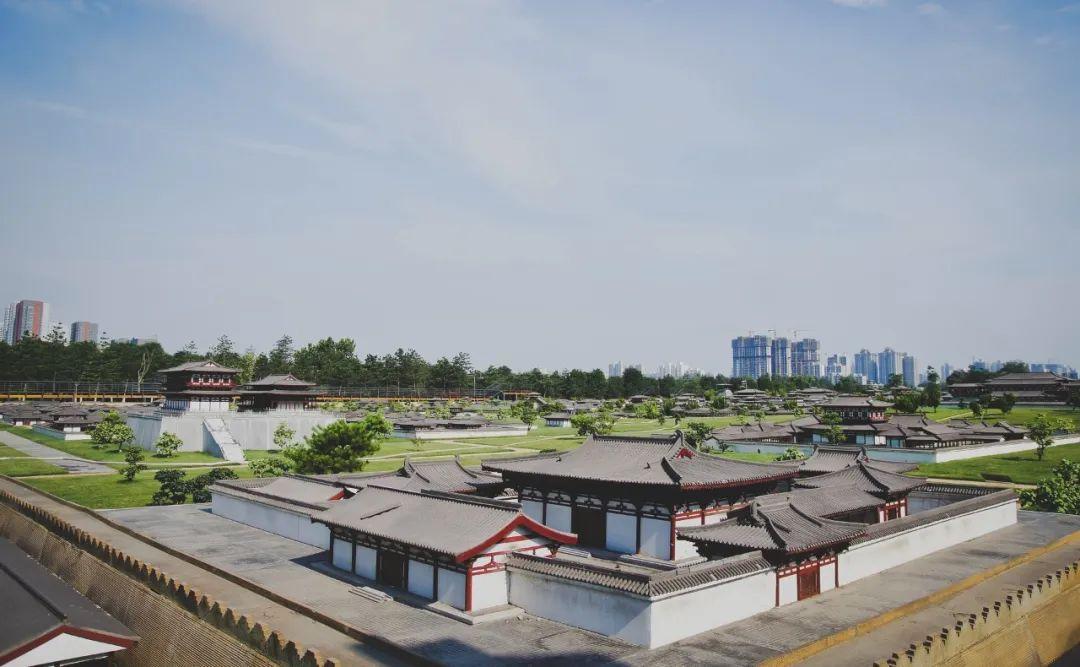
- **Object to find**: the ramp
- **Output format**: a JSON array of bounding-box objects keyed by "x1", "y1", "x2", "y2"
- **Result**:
[{"x1": 203, "y1": 418, "x2": 245, "y2": 463}]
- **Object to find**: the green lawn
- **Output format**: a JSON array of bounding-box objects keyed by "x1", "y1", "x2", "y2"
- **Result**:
[
  {"x1": 717, "y1": 451, "x2": 786, "y2": 463},
  {"x1": 0, "y1": 424, "x2": 225, "y2": 464},
  {"x1": 902, "y1": 406, "x2": 1080, "y2": 428},
  {"x1": 0, "y1": 443, "x2": 29, "y2": 458},
  {"x1": 23, "y1": 466, "x2": 255, "y2": 509},
  {"x1": 0, "y1": 458, "x2": 68, "y2": 477},
  {"x1": 913, "y1": 442, "x2": 1080, "y2": 485}
]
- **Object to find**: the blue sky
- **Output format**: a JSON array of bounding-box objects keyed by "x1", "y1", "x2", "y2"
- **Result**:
[{"x1": 1, "y1": 0, "x2": 1078, "y2": 373}]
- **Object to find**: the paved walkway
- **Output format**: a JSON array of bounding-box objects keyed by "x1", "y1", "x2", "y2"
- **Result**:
[
  {"x1": 0, "y1": 430, "x2": 114, "y2": 473},
  {"x1": 0, "y1": 479, "x2": 405, "y2": 666},
  {"x1": 102, "y1": 501, "x2": 1080, "y2": 666}
]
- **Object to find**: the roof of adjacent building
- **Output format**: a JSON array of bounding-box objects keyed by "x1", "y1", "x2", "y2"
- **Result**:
[
  {"x1": 0, "y1": 538, "x2": 138, "y2": 664},
  {"x1": 331, "y1": 457, "x2": 505, "y2": 494},
  {"x1": 794, "y1": 461, "x2": 926, "y2": 496},
  {"x1": 748, "y1": 485, "x2": 885, "y2": 517},
  {"x1": 242, "y1": 374, "x2": 317, "y2": 388},
  {"x1": 312, "y1": 486, "x2": 576, "y2": 561},
  {"x1": 158, "y1": 359, "x2": 240, "y2": 374},
  {"x1": 822, "y1": 396, "x2": 893, "y2": 408},
  {"x1": 482, "y1": 432, "x2": 796, "y2": 489},
  {"x1": 985, "y1": 372, "x2": 1070, "y2": 385},
  {"x1": 678, "y1": 497, "x2": 867, "y2": 555},
  {"x1": 798, "y1": 446, "x2": 918, "y2": 475}
]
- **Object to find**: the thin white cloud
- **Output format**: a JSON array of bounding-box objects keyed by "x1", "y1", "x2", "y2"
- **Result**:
[
  {"x1": 1057, "y1": 3, "x2": 1080, "y2": 14},
  {"x1": 917, "y1": 3, "x2": 945, "y2": 16}
]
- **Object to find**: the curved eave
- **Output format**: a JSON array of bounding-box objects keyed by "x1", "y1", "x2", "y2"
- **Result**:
[{"x1": 455, "y1": 514, "x2": 577, "y2": 563}]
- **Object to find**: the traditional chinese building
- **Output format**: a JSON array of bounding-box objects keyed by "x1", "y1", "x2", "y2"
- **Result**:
[
  {"x1": 158, "y1": 360, "x2": 239, "y2": 412},
  {"x1": 313, "y1": 486, "x2": 576, "y2": 612},
  {"x1": 236, "y1": 374, "x2": 319, "y2": 412},
  {"x1": 483, "y1": 432, "x2": 797, "y2": 560},
  {"x1": 794, "y1": 461, "x2": 926, "y2": 521}
]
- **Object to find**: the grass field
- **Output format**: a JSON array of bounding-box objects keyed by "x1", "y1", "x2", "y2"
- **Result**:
[
  {"x1": 0, "y1": 458, "x2": 68, "y2": 477},
  {"x1": 23, "y1": 467, "x2": 255, "y2": 509},
  {"x1": 718, "y1": 451, "x2": 786, "y2": 463},
  {"x1": 913, "y1": 442, "x2": 1080, "y2": 485},
  {"x1": 0, "y1": 443, "x2": 28, "y2": 458},
  {"x1": 902, "y1": 406, "x2": 1080, "y2": 428},
  {"x1": 0, "y1": 424, "x2": 225, "y2": 463}
]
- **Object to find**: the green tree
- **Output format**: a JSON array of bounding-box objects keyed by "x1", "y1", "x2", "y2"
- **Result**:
[
  {"x1": 775, "y1": 447, "x2": 805, "y2": 461},
  {"x1": 154, "y1": 432, "x2": 182, "y2": 458},
  {"x1": 91, "y1": 411, "x2": 135, "y2": 452},
  {"x1": 970, "y1": 401, "x2": 983, "y2": 417},
  {"x1": 249, "y1": 457, "x2": 291, "y2": 478},
  {"x1": 820, "y1": 411, "x2": 846, "y2": 445},
  {"x1": 190, "y1": 468, "x2": 239, "y2": 502},
  {"x1": 922, "y1": 367, "x2": 942, "y2": 412},
  {"x1": 1019, "y1": 459, "x2": 1080, "y2": 514},
  {"x1": 1067, "y1": 387, "x2": 1080, "y2": 411},
  {"x1": 151, "y1": 469, "x2": 189, "y2": 505},
  {"x1": 571, "y1": 411, "x2": 615, "y2": 436},
  {"x1": 119, "y1": 445, "x2": 147, "y2": 481},
  {"x1": 1027, "y1": 414, "x2": 1070, "y2": 461},
  {"x1": 284, "y1": 416, "x2": 392, "y2": 474},
  {"x1": 990, "y1": 392, "x2": 1017, "y2": 415},
  {"x1": 267, "y1": 334, "x2": 295, "y2": 374},
  {"x1": 893, "y1": 392, "x2": 923, "y2": 414},
  {"x1": 887, "y1": 374, "x2": 904, "y2": 389},
  {"x1": 513, "y1": 402, "x2": 537, "y2": 427},
  {"x1": 273, "y1": 422, "x2": 296, "y2": 450},
  {"x1": 684, "y1": 421, "x2": 712, "y2": 449}
]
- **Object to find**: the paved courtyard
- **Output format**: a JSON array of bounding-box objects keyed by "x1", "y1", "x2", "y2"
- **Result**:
[
  {"x1": 0, "y1": 429, "x2": 114, "y2": 473},
  {"x1": 105, "y1": 504, "x2": 1080, "y2": 666}
]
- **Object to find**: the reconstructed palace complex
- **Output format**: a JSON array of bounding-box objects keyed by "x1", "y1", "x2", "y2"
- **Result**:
[
  {"x1": 949, "y1": 371, "x2": 1080, "y2": 404},
  {"x1": 208, "y1": 432, "x2": 1019, "y2": 647},
  {"x1": 709, "y1": 395, "x2": 1029, "y2": 450}
]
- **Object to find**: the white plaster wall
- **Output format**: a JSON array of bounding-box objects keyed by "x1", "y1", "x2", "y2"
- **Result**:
[
  {"x1": 820, "y1": 562, "x2": 836, "y2": 592},
  {"x1": 673, "y1": 537, "x2": 700, "y2": 560},
  {"x1": 546, "y1": 504, "x2": 571, "y2": 533},
  {"x1": 127, "y1": 411, "x2": 336, "y2": 452},
  {"x1": 639, "y1": 517, "x2": 670, "y2": 560},
  {"x1": 437, "y1": 569, "x2": 466, "y2": 609},
  {"x1": 778, "y1": 574, "x2": 797, "y2": 605},
  {"x1": 332, "y1": 537, "x2": 352, "y2": 571},
  {"x1": 471, "y1": 570, "x2": 508, "y2": 610},
  {"x1": 508, "y1": 568, "x2": 775, "y2": 648},
  {"x1": 354, "y1": 545, "x2": 377, "y2": 579},
  {"x1": 520, "y1": 499, "x2": 543, "y2": 523},
  {"x1": 839, "y1": 500, "x2": 1017, "y2": 585},
  {"x1": 390, "y1": 426, "x2": 529, "y2": 440},
  {"x1": 724, "y1": 436, "x2": 1079, "y2": 465},
  {"x1": 408, "y1": 560, "x2": 435, "y2": 599},
  {"x1": 210, "y1": 493, "x2": 330, "y2": 548},
  {"x1": 605, "y1": 512, "x2": 637, "y2": 554}
]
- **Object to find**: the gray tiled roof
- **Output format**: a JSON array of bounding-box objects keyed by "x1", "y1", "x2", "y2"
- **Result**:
[
  {"x1": 159, "y1": 359, "x2": 241, "y2": 374},
  {"x1": 243, "y1": 374, "x2": 316, "y2": 387},
  {"x1": 505, "y1": 550, "x2": 772, "y2": 598},
  {"x1": 313, "y1": 487, "x2": 565, "y2": 559},
  {"x1": 822, "y1": 396, "x2": 892, "y2": 408},
  {"x1": 678, "y1": 499, "x2": 866, "y2": 555},
  {"x1": 0, "y1": 538, "x2": 138, "y2": 659},
  {"x1": 749, "y1": 485, "x2": 884, "y2": 517},
  {"x1": 794, "y1": 461, "x2": 926, "y2": 496},
  {"x1": 483, "y1": 433, "x2": 796, "y2": 489},
  {"x1": 798, "y1": 446, "x2": 917, "y2": 475}
]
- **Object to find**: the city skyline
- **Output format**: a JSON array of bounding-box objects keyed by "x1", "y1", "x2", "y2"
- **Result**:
[{"x1": 2, "y1": 2, "x2": 1079, "y2": 370}]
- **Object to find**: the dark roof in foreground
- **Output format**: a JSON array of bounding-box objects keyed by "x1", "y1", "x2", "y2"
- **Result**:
[
  {"x1": 158, "y1": 359, "x2": 240, "y2": 374},
  {"x1": 750, "y1": 485, "x2": 885, "y2": 518},
  {"x1": 483, "y1": 432, "x2": 796, "y2": 489},
  {"x1": 678, "y1": 497, "x2": 866, "y2": 555},
  {"x1": 0, "y1": 538, "x2": 137, "y2": 664},
  {"x1": 317, "y1": 457, "x2": 505, "y2": 494},
  {"x1": 312, "y1": 486, "x2": 576, "y2": 561},
  {"x1": 799, "y1": 446, "x2": 918, "y2": 475},
  {"x1": 794, "y1": 461, "x2": 926, "y2": 496}
]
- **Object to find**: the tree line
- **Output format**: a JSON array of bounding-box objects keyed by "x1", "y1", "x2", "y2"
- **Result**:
[{"x1": 0, "y1": 331, "x2": 838, "y2": 398}]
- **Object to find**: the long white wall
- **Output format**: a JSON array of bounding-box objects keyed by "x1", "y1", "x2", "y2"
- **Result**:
[
  {"x1": 838, "y1": 499, "x2": 1017, "y2": 585},
  {"x1": 211, "y1": 493, "x2": 330, "y2": 548},
  {"x1": 128, "y1": 412, "x2": 336, "y2": 452},
  {"x1": 508, "y1": 567, "x2": 775, "y2": 648},
  {"x1": 725, "y1": 436, "x2": 1079, "y2": 464}
]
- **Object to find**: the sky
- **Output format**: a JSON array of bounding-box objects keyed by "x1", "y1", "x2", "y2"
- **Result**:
[{"x1": 1, "y1": 0, "x2": 1078, "y2": 374}]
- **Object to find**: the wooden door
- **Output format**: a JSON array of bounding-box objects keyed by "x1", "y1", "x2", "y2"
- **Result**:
[
  {"x1": 571, "y1": 505, "x2": 606, "y2": 549},
  {"x1": 378, "y1": 551, "x2": 407, "y2": 588},
  {"x1": 797, "y1": 567, "x2": 820, "y2": 600}
]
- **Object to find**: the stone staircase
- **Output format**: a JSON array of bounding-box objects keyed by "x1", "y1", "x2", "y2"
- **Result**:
[{"x1": 203, "y1": 418, "x2": 245, "y2": 463}]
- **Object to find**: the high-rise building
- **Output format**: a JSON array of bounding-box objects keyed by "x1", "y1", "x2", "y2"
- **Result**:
[
  {"x1": 1, "y1": 303, "x2": 15, "y2": 345},
  {"x1": 732, "y1": 335, "x2": 772, "y2": 379},
  {"x1": 770, "y1": 338, "x2": 791, "y2": 377},
  {"x1": 70, "y1": 321, "x2": 100, "y2": 344},
  {"x1": 940, "y1": 363, "x2": 954, "y2": 383},
  {"x1": 608, "y1": 361, "x2": 623, "y2": 379},
  {"x1": 971, "y1": 359, "x2": 988, "y2": 372},
  {"x1": 7, "y1": 300, "x2": 50, "y2": 343},
  {"x1": 853, "y1": 349, "x2": 878, "y2": 384},
  {"x1": 825, "y1": 354, "x2": 849, "y2": 382},
  {"x1": 902, "y1": 354, "x2": 918, "y2": 388},
  {"x1": 877, "y1": 348, "x2": 901, "y2": 385},
  {"x1": 791, "y1": 339, "x2": 822, "y2": 378}
]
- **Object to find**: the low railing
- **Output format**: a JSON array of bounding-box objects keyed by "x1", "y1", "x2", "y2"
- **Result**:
[{"x1": 0, "y1": 380, "x2": 163, "y2": 395}]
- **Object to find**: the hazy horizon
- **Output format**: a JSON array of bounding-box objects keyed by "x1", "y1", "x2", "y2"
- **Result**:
[{"x1": 3, "y1": 1, "x2": 1078, "y2": 373}]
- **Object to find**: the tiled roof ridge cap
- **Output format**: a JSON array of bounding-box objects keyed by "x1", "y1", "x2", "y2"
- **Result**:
[{"x1": 418, "y1": 488, "x2": 520, "y2": 511}]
